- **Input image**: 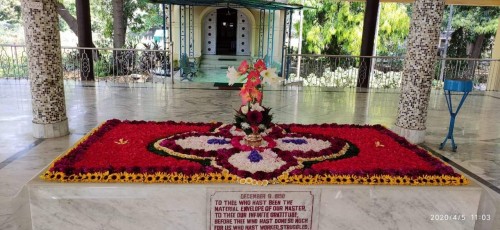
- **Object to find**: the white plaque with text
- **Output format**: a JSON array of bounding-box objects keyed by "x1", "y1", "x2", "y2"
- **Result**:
[{"x1": 208, "y1": 190, "x2": 318, "y2": 230}]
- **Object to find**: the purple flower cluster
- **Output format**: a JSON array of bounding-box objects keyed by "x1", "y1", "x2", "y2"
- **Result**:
[
  {"x1": 207, "y1": 138, "x2": 231, "y2": 145},
  {"x1": 248, "y1": 150, "x2": 263, "y2": 163},
  {"x1": 282, "y1": 139, "x2": 308, "y2": 145}
]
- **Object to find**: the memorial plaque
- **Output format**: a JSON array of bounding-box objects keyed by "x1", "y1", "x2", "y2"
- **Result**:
[{"x1": 208, "y1": 190, "x2": 317, "y2": 230}]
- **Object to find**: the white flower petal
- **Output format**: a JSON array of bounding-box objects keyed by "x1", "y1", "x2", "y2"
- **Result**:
[
  {"x1": 241, "y1": 122, "x2": 250, "y2": 129},
  {"x1": 175, "y1": 136, "x2": 233, "y2": 151},
  {"x1": 250, "y1": 103, "x2": 264, "y2": 112},
  {"x1": 228, "y1": 149, "x2": 286, "y2": 173},
  {"x1": 241, "y1": 105, "x2": 249, "y2": 115},
  {"x1": 226, "y1": 66, "x2": 241, "y2": 86},
  {"x1": 275, "y1": 137, "x2": 331, "y2": 152}
]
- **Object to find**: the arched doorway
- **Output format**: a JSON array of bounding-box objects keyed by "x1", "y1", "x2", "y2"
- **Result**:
[
  {"x1": 203, "y1": 8, "x2": 251, "y2": 56},
  {"x1": 216, "y1": 8, "x2": 237, "y2": 55}
]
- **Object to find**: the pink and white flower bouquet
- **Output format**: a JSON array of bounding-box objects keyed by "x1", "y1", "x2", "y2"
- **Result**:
[{"x1": 227, "y1": 59, "x2": 281, "y2": 136}]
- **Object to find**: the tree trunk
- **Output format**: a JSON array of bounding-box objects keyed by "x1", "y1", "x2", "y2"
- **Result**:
[
  {"x1": 112, "y1": 0, "x2": 127, "y2": 75},
  {"x1": 56, "y1": 1, "x2": 78, "y2": 36},
  {"x1": 112, "y1": 0, "x2": 126, "y2": 49},
  {"x1": 76, "y1": 0, "x2": 94, "y2": 81},
  {"x1": 56, "y1": 1, "x2": 97, "y2": 49},
  {"x1": 469, "y1": 34, "x2": 485, "y2": 59},
  {"x1": 466, "y1": 34, "x2": 485, "y2": 79}
]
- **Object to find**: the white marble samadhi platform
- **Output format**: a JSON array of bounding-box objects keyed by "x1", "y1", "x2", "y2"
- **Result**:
[{"x1": 26, "y1": 177, "x2": 490, "y2": 230}]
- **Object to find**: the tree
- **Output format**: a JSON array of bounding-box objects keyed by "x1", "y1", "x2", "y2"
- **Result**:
[
  {"x1": 113, "y1": 0, "x2": 126, "y2": 49},
  {"x1": 376, "y1": 3, "x2": 411, "y2": 56},
  {"x1": 92, "y1": 0, "x2": 162, "y2": 48},
  {"x1": 56, "y1": 1, "x2": 78, "y2": 35},
  {"x1": 293, "y1": 1, "x2": 410, "y2": 56},
  {"x1": 446, "y1": 6, "x2": 500, "y2": 58},
  {"x1": 0, "y1": 0, "x2": 21, "y2": 25},
  {"x1": 294, "y1": 0, "x2": 364, "y2": 55},
  {"x1": 52, "y1": 0, "x2": 161, "y2": 48},
  {"x1": 447, "y1": 27, "x2": 468, "y2": 58}
]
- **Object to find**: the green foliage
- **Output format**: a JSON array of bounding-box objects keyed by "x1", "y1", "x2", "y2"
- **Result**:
[
  {"x1": 91, "y1": 0, "x2": 113, "y2": 39},
  {"x1": 447, "y1": 6, "x2": 500, "y2": 43},
  {"x1": 91, "y1": 0, "x2": 162, "y2": 46},
  {"x1": 126, "y1": 0, "x2": 163, "y2": 35},
  {"x1": 0, "y1": 0, "x2": 21, "y2": 24},
  {"x1": 447, "y1": 27, "x2": 468, "y2": 58},
  {"x1": 94, "y1": 58, "x2": 111, "y2": 78},
  {"x1": 58, "y1": 0, "x2": 76, "y2": 32},
  {"x1": 293, "y1": 0, "x2": 410, "y2": 56},
  {"x1": 377, "y1": 3, "x2": 411, "y2": 56},
  {"x1": 294, "y1": 0, "x2": 364, "y2": 55},
  {"x1": 445, "y1": 6, "x2": 500, "y2": 58}
]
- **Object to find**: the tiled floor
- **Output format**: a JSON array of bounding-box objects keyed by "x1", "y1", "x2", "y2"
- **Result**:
[{"x1": 0, "y1": 79, "x2": 500, "y2": 228}]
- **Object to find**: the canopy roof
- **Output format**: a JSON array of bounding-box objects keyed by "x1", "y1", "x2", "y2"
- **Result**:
[{"x1": 147, "y1": 0, "x2": 304, "y2": 10}]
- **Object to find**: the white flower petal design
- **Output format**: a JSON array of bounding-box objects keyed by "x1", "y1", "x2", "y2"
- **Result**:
[
  {"x1": 276, "y1": 137, "x2": 331, "y2": 152},
  {"x1": 228, "y1": 149, "x2": 286, "y2": 173},
  {"x1": 175, "y1": 136, "x2": 233, "y2": 151},
  {"x1": 229, "y1": 126, "x2": 246, "y2": 136}
]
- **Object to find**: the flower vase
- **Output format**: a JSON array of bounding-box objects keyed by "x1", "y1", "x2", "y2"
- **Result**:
[{"x1": 244, "y1": 132, "x2": 263, "y2": 148}]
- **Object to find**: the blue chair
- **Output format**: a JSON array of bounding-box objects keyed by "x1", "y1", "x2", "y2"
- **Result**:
[{"x1": 179, "y1": 53, "x2": 197, "y2": 81}]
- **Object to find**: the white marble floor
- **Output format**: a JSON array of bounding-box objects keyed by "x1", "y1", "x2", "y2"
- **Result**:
[{"x1": 0, "y1": 79, "x2": 500, "y2": 229}]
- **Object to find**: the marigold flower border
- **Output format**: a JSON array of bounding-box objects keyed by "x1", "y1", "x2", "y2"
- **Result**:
[{"x1": 41, "y1": 120, "x2": 469, "y2": 186}]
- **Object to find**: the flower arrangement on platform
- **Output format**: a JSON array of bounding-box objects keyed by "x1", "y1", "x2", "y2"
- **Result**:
[
  {"x1": 41, "y1": 119, "x2": 469, "y2": 186},
  {"x1": 227, "y1": 59, "x2": 281, "y2": 139}
]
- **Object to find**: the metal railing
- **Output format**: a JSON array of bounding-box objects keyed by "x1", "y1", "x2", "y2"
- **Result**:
[
  {"x1": 0, "y1": 44, "x2": 172, "y2": 83},
  {"x1": 285, "y1": 54, "x2": 499, "y2": 90},
  {"x1": 1, "y1": 44, "x2": 498, "y2": 90}
]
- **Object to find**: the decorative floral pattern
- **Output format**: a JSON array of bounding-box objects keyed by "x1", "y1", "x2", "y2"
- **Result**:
[
  {"x1": 41, "y1": 120, "x2": 469, "y2": 186},
  {"x1": 276, "y1": 137, "x2": 330, "y2": 152},
  {"x1": 176, "y1": 135, "x2": 232, "y2": 151},
  {"x1": 151, "y1": 123, "x2": 351, "y2": 182},
  {"x1": 229, "y1": 149, "x2": 285, "y2": 173}
]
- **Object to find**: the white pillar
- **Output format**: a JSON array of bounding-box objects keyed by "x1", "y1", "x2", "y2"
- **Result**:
[{"x1": 487, "y1": 16, "x2": 500, "y2": 91}]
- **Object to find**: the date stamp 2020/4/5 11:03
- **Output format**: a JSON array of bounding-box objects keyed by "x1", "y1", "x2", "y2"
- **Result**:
[{"x1": 430, "y1": 214, "x2": 491, "y2": 221}]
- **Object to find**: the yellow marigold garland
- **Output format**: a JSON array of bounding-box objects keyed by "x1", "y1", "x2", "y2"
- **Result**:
[{"x1": 41, "y1": 169, "x2": 469, "y2": 186}]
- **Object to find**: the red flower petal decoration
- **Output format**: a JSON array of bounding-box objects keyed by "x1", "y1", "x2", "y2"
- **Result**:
[
  {"x1": 238, "y1": 60, "x2": 249, "y2": 75},
  {"x1": 246, "y1": 70, "x2": 261, "y2": 88},
  {"x1": 254, "y1": 59, "x2": 267, "y2": 72},
  {"x1": 41, "y1": 120, "x2": 468, "y2": 186}
]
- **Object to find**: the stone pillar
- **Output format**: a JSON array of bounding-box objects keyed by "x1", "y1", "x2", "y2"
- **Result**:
[
  {"x1": 21, "y1": 0, "x2": 69, "y2": 138},
  {"x1": 393, "y1": 0, "x2": 445, "y2": 144},
  {"x1": 487, "y1": 16, "x2": 500, "y2": 91}
]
